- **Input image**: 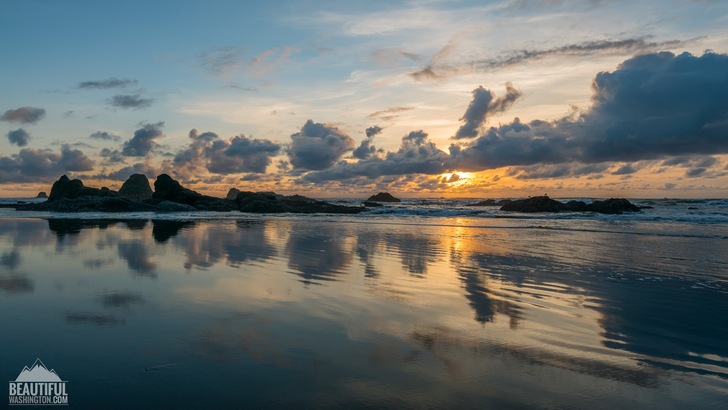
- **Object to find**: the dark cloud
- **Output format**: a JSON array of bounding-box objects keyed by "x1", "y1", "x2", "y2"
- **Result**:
[
  {"x1": 411, "y1": 37, "x2": 690, "y2": 81},
  {"x1": 77, "y1": 77, "x2": 137, "y2": 89},
  {"x1": 108, "y1": 94, "x2": 153, "y2": 109},
  {"x1": 452, "y1": 52, "x2": 728, "y2": 170},
  {"x1": 207, "y1": 136, "x2": 282, "y2": 174},
  {"x1": 353, "y1": 126, "x2": 383, "y2": 160},
  {"x1": 173, "y1": 130, "x2": 281, "y2": 177},
  {"x1": 1, "y1": 106, "x2": 46, "y2": 124},
  {"x1": 102, "y1": 161, "x2": 163, "y2": 181},
  {"x1": 301, "y1": 130, "x2": 449, "y2": 182},
  {"x1": 288, "y1": 120, "x2": 356, "y2": 170},
  {"x1": 368, "y1": 106, "x2": 414, "y2": 121},
  {"x1": 7, "y1": 128, "x2": 31, "y2": 146},
  {"x1": 507, "y1": 163, "x2": 610, "y2": 180},
  {"x1": 122, "y1": 122, "x2": 164, "y2": 157},
  {"x1": 454, "y1": 83, "x2": 523, "y2": 139},
  {"x1": 89, "y1": 131, "x2": 122, "y2": 141},
  {"x1": 612, "y1": 163, "x2": 639, "y2": 175},
  {"x1": 0, "y1": 146, "x2": 95, "y2": 183},
  {"x1": 100, "y1": 148, "x2": 125, "y2": 164}
]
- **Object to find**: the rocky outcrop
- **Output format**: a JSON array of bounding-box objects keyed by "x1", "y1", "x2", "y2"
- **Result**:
[
  {"x1": 153, "y1": 174, "x2": 236, "y2": 211},
  {"x1": 17, "y1": 174, "x2": 365, "y2": 214},
  {"x1": 226, "y1": 188, "x2": 241, "y2": 200},
  {"x1": 35, "y1": 192, "x2": 48, "y2": 199},
  {"x1": 235, "y1": 191, "x2": 365, "y2": 214},
  {"x1": 118, "y1": 174, "x2": 153, "y2": 201},
  {"x1": 500, "y1": 196, "x2": 642, "y2": 214},
  {"x1": 49, "y1": 175, "x2": 116, "y2": 201},
  {"x1": 367, "y1": 192, "x2": 401, "y2": 202},
  {"x1": 466, "y1": 199, "x2": 509, "y2": 207}
]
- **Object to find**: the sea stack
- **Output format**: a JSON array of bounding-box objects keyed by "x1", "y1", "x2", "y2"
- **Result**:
[
  {"x1": 226, "y1": 188, "x2": 242, "y2": 200},
  {"x1": 366, "y1": 192, "x2": 401, "y2": 202},
  {"x1": 35, "y1": 191, "x2": 48, "y2": 199},
  {"x1": 118, "y1": 174, "x2": 153, "y2": 201}
]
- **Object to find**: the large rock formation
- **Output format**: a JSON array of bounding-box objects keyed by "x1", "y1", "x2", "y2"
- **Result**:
[
  {"x1": 153, "y1": 174, "x2": 236, "y2": 211},
  {"x1": 235, "y1": 191, "x2": 365, "y2": 214},
  {"x1": 366, "y1": 192, "x2": 401, "y2": 202},
  {"x1": 500, "y1": 196, "x2": 642, "y2": 215},
  {"x1": 17, "y1": 174, "x2": 366, "y2": 214},
  {"x1": 226, "y1": 188, "x2": 241, "y2": 200},
  {"x1": 35, "y1": 192, "x2": 48, "y2": 199},
  {"x1": 118, "y1": 174, "x2": 153, "y2": 201},
  {"x1": 48, "y1": 175, "x2": 116, "y2": 201}
]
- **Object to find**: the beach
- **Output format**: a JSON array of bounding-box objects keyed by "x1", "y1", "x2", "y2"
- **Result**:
[{"x1": 0, "y1": 200, "x2": 726, "y2": 408}]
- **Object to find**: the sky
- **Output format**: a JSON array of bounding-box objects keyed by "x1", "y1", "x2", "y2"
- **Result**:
[{"x1": 1, "y1": 0, "x2": 727, "y2": 198}]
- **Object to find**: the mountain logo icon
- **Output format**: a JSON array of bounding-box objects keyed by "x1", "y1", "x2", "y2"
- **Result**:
[{"x1": 13, "y1": 359, "x2": 63, "y2": 382}]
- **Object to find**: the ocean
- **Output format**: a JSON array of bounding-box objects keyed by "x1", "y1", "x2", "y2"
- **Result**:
[{"x1": 0, "y1": 198, "x2": 726, "y2": 408}]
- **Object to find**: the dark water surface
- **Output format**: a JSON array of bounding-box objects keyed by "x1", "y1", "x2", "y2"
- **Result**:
[{"x1": 0, "y1": 216, "x2": 726, "y2": 408}]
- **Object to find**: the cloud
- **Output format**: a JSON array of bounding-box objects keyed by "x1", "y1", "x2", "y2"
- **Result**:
[
  {"x1": 89, "y1": 131, "x2": 122, "y2": 141},
  {"x1": 100, "y1": 161, "x2": 165, "y2": 181},
  {"x1": 108, "y1": 94, "x2": 153, "y2": 109},
  {"x1": 207, "y1": 135, "x2": 282, "y2": 174},
  {"x1": 122, "y1": 122, "x2": 165, "y2": 157},
  {"x1": 100, "y1": 148, "x2": 125, "y2": 164},
  {"x1": 454, "y1": 83, "x2": 522, "y2": 139},
  {"x1": 0, "y1": 146, "x2": 95, "y2": 183},
  {"x1": 288, "y1": 120, "x2": 356, "y2": 170},
  {"x1": 77, "y1": 78, "x2": 137, "y2": 89},
  {"x1": 1, "y1": 107, "x2": 46, "y2": 124},
  {"x1": 452, "y1": 51, "x2": 728, "y2": 170},
  {"x1": 371, "y1": 48, "x2": 421, "y2": 67},
  {"x1": 200, "y1": 46, "x2": 298, "y2": 79},
  {"x1": 301, "y1": 130, "x2": 449, "y2": 182},
  {"x1": 7, "y1": 128, "x2": 31, "y2": 146},
  {"x1": 353, "y1": 126, "x2": 383, "y2": 160},
  {"x1": 411, "y1": 37, "x2": 691, "y2": 81},
  {"x1": 368, "y1": 106, "x2": 414, "y2": 121},
  {"x1": 173, "y1": 129, "x2": 281, "y2": 178}
]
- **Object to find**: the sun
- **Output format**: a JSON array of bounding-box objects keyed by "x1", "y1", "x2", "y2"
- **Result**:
[{"x1": 440, "y1": 172, "x2": 475, "y2": 186}]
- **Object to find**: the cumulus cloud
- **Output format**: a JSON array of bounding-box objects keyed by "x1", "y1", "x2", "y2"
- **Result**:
[
  {"x1": 173, "y1": 129, "x2": 281, "y2": 179},
  {"x1": 100, "y1": 148, "x2": 125, "y2": 164},
  {"x1": 89, "y1": 131, "x2": 122, "y2": 141},
  {"x1": 101, "y1": 161, "x2": 165, "y2": 181},
  {"x1": 7, "y1": 128, "x2": 31, "y2": 147},
  {"x1": 77, "y1": 78, "x2": 137, "y2": 89},
  {"x1": 1, "y1": 107, "x2": 46, "y2": 124},
  {"x1": 288, "y1": 120, "x2": 356, "y2": 170},
  {"x1": 109, "y1": 94, "x2": 153, "y2": 109},
  {"x1": 454, "y1": 83, "x2": 522, "y2": 139},
  {"x1": 301, "y1": 130, "x2": 449, "y2": 182},
  {"x1": 122, "y1": 122, "x2": 165, "y2": 157},
  {"x1": 452, "y1": 52, "x2": 728, "y2": 170},
  {"x1": 0, "y1": 146, "x2": 95, "y2": 183},
  {"x1": 353, "y1": 126, "x2": 383, "y2": 160}
]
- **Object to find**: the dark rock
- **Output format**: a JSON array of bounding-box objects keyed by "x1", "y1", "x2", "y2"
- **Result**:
[
  {"x1": 587, "y1": 198, "x2": 641, "y2": 214},
  {"x1": 226, "y1": 188, "x2": 241, "y2": 200},
  {"x1": 466, "y1": 199, "x2": 510, "y2": 207},
  {"x1": 35, "y1": 192, "x2": 48, "y2": 199},
  {"x1": 118, "y1": 174, "x2": 153, "y2": 201},
  {"x1": 367, "y1": 192, "x2": 401, "y2": 202},
  {"x1": 48, "y1": 175, "x2": 117, "y2": 201},
  {"x1": 156, "y1": 201, "x2": 198, "y2": 212},
  {"x1": 565, "y1": 200, "x2": 589, "y2": 212},
  {"x1": 500, "y1": 195, "x2": 641, "y2": 214},
  {"x1": 363, "y1": 201, "x2": 383, "y2": 207},
  {"x1": 500, "y1": 196, "x2": 568, "y2": 212},
  {"x1": 152, "y1": 174, "x2": 236, "y2": 211},
  {"x1": 236, "y1": 191, "x2": 364, "y2": 214}
]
